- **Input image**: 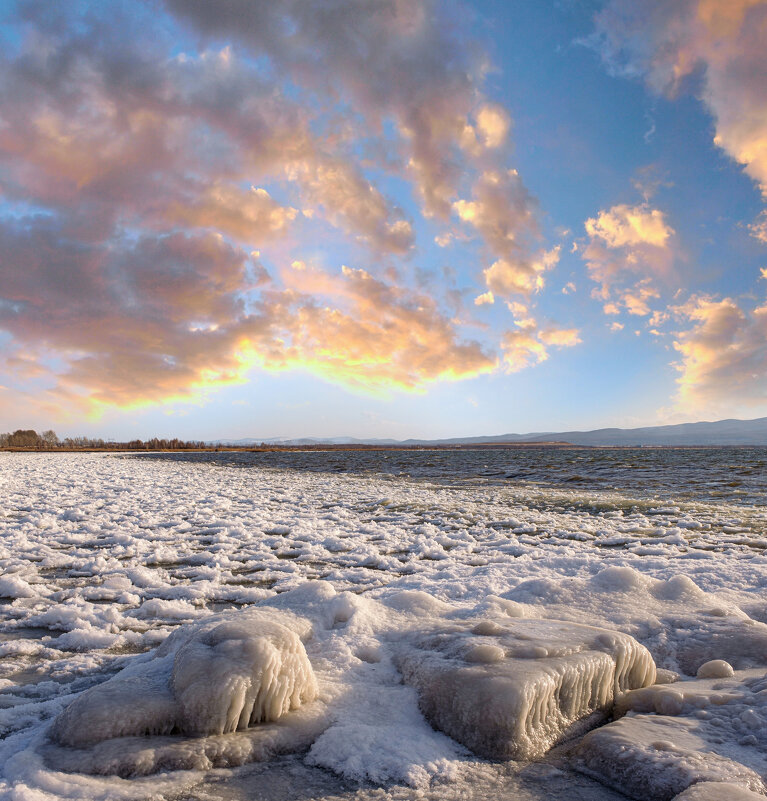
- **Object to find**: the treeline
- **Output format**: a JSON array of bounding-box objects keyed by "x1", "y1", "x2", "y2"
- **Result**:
[{"x1": 0, "y1": 429, "x2": 207, "y2": 450}]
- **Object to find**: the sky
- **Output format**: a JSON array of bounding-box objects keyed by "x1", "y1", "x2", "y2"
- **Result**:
[{"x1": 0, "y1": 0, "x2": 766, "y2": 441}]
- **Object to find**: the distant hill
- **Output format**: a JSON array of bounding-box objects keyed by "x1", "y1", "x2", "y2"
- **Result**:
[{"x1": 213, "y1": 417, "x2": 767, "y2": 448}]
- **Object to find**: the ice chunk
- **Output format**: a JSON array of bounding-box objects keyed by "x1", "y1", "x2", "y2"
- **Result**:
[
  {"x1": 572, "y1": 714, "x2": 766, "y2": 801},
  {"x1": 50, "y1": 608, "x2": 318, "y2": 752},
  {"x1": 673, "y1": 782, "x2": 767, "y2": 801},
  {"x1": 697, "y1": 660, "x2": 735, "y2": 679},
  {"x1": 394, "y1": 618, "x2": 655, "y2": 760}
]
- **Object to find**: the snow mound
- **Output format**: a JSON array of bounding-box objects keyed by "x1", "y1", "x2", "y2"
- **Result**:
[
  {"x1": 572, "y1": 670, "x2": 767, "y2": 800},
  {"x1": 394, "y1": 618, "x2": 656, "y2": 760},
  {"x1": 50, "y1": 609, "x2": 318, "y2": 753}
]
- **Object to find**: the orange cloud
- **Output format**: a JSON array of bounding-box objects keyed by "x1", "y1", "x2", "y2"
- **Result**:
[
  {"x1": 166, "y1": 185, "x2": 297, "y2": 243},
  {"x1": 501, "y1": 325, "x2": 581, "y2": 372},
  {"x1": 672, "y1": 294, "x2": 767, "y2": 413},
  {"x1": 750, "y1": 211, "x2": 767, "y2": 243},
  {"x1": 0, "y1": 0, "x2": 550, "y2": 418},
  {"x1": 581, "y1": 202, "x2": 674, "y2": 316},
  {"x1": 585, "y1": 204, "x2": 673, "y2": 249},
  {"x1": 483, "y1": 248, "x2": 560, "y2": 298}
]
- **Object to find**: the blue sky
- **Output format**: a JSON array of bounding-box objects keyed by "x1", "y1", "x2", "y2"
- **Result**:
[{"x1": 0, "y1": 0, "x2": 766, "y2": 440}]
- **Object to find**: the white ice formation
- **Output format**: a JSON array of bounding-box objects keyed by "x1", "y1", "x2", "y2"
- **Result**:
[
  {"x1": 673, "y1": 782, "x2": 767, "y2": 801},
  {"x1": 395, "y1": 617, "x2": 656, "y2": 760},
  {"x1": 572, "y1": 669, "x2": 767, "y2": 800},
  {"x1": 50, "y1": 609, "x2": 318, "y2": 751}
]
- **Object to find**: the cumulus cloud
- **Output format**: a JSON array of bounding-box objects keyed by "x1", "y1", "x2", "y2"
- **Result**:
[
  {"x1": 581, "y1": 202, "x2": 674, "y2": 315},
  {"x1": 585, "y1": 204, "x2": 673, "y2": 249},
  {"x1": 474, "y1": 291, "x2": 495, "y2": 306},
  {"x1": 250, "y1": 267, "x2": 497, "y2": 394},
  {"x1": 500, "y1": 326, "x2": 581, "y2": 372},
  {"x1": 483, "y1": 247, "x2": 560, "y2": 298},
  {"x1": 165, "y1": 185, "x2": 298, "y2": 243},
  {"x1": 672, "y1": 294, "x2": 767, "y2": 413}
]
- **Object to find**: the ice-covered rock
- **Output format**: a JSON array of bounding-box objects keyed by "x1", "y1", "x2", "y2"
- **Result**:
[
  {"x1": 673, "y1": 782, "x2": 767, "y2": 801},
  {"x1": 572, "y1": 715, "x2": 766, "y2": 800},
  {"x1": 50, "y1": 608, "x2": 318, "y2": 753},
  {"x1": 394, "y1": 618, "x2": 656, "y2": 760},
  {"x1": 572, "y1": 670, "x2": 767, "y2": 801},
  {"x1": 41, "y1": 706, "x2": 327, "y2": 777}
]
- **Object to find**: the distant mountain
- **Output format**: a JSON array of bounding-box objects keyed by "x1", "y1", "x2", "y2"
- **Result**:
[{"x1": 212, "y1": 417, "x2": 767, "y2": 447}]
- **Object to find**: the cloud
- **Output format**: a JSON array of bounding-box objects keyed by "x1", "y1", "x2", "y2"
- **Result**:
[
  {"x1": 292, "y1": 158, "x2": 415, "y2": 254},
  {"x1": 249, "y1": 268, "x2": 497, "y2": 394},
  {"x1": 539, "y1": 328, "x2": 582, "y2": 347},
  {"x1": 453, "y1": 170, "x2": 548, "y2": 296},
  {"x1": 500, "y1": 325, "x2": 581, "y2": 372},
  {"x1": 0, "y1": 0, "x2": 550, "y2": 415},
  {"x1": 585, "y1": 204, "x2": 673, "y2": 249},
  {"x1": 474, "y1": 291, "x2": 495, "y2": 306},
  {"x1": 581, "y1": 202, "x2": 673, "y2": 314},
  {"x1": 483, "y1": 247, "x2": 560, "y2": 298},
  {"x1": 165, "y1": 185, "x2": 298, "y2": 243},
  {"x1": 750, "y1": 210, "x2": 767, "y2": 243},
  {"x1": 672, "y1": 294, "x2": 767, "y2": 413},
  {"x1": 592, "y1": 0, "x2": 767, "y2": 199},
  {"x1": 620, "y1": 280, "x2": 661, "y2": 316}
]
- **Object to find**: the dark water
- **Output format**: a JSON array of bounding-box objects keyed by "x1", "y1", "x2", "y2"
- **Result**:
[{"x1": 134, "y1": 447, "x2": 767, "y2": 507}]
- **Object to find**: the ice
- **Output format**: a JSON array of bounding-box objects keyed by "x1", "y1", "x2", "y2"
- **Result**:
[
  {"x1": 572, "y1": 670, "x2": 767, "y2": 800},
  {"x1": 673, "y1": 782, "x2": 767, "y2": 801},
  {"x1": 3, "y1": 452, "x2": 767, "y2": 801},
  {"x1": 395, "y1": 618, "x2": 656, "y2": 759},
  {"x1": 41, "y1": 706, "x2": 328, "y2": 777},
  {"x1": 50, "y1": 608, "x2": 318, "y2": 751},
  {"x1": 697, "y1": 659, "x2": 735, "y2": 679}
]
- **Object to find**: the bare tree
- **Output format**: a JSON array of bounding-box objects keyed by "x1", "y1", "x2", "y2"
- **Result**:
[{"x1": 41, "y1": 430, "x2": 60, "y2": 448}]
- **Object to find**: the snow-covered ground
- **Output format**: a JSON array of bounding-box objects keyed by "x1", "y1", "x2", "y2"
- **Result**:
[{"x1": 1, "y1": 452, "x2": 766, "y2": 800}]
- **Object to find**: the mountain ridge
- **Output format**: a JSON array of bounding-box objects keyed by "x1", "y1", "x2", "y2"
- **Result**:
[{"x1": 213, "y1": 416, "x2": 767, "y2": 447}]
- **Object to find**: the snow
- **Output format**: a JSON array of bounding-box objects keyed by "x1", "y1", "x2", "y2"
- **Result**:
[
  {"x1": 394, "y1": 618, "x2": 655, "y2": 759},
  {"x1": 1, "y1": 452, "x2": 767, "y2": 801}
]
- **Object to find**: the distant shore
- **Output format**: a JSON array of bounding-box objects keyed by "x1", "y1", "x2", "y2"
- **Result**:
[
  {"x1": 0, "y1": 441, "x2": 577, "y2": 453},
  {"x1": 4, "y1": 441, "x2": 767, "y2": 452}
]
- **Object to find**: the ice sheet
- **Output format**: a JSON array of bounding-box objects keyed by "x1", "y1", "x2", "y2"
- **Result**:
[{"x1": 2, "y1": 452, "x2": 767, "y2": 801}]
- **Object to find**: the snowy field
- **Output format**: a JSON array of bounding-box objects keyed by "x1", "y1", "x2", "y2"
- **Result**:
[{"x1": 1, "y1": 452, "x2": 767, "y2": 801}]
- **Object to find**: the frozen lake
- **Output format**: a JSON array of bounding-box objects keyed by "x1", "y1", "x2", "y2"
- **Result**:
[{"x1": 1, "y1": 451, "x2": 766, "y2": 800}]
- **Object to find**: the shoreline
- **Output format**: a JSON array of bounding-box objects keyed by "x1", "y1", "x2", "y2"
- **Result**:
[{"x1": 3, "y1": 441, "x2": 767, "y2": 452}]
